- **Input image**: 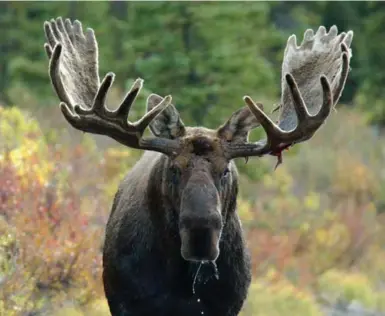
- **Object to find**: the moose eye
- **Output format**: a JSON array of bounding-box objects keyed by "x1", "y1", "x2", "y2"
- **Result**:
[{"x1": 222, "y1": 167, "x2": 230, "y2": 178}]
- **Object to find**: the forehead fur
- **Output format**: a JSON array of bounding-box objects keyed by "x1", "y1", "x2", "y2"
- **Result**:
[
  {"x1": 172, "y1": 127, "x2": 228, "y2": 170},
  {"x1": 183, "y1": 127, "x2": 220, "y2": 152},
  {"x1": 184, "y1": 126, "x2": 217, "y2": 138}
]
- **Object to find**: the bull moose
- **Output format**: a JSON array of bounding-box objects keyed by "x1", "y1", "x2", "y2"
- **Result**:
[{"x1": 43, "y1": 17, "x2": 353, "y2": 316}]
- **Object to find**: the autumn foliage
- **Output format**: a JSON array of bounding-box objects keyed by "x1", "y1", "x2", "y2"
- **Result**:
[
  {"x1": 1, "y1": 105, "x2": 385, "y2": 315},
  {"x1": 0, "y1": 107, "x2": 110, "y2": 314}
]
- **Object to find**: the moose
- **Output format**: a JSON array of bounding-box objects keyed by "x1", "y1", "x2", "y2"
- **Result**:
[{"x1": 43, "y1": 17, "x2": 353, "y2": 316}]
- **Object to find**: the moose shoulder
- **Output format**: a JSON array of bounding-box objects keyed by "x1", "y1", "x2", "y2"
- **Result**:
[{"x1": 43, "y1": 17, "x2": 353, "y2": 316}]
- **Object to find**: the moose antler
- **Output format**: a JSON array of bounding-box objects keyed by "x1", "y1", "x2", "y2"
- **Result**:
[
  {"x1": 224, "y1": 26, "x2": 353, "y2": 167},
  {"x1": 44, "y1": 17, "x2": 181, "y2": 156}
]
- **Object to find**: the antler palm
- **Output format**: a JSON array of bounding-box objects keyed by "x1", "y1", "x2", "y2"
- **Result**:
[
  {"x1": 44, "y1": 17, "x2": 178, "y2": 155},
  {"x1": 44, "y1": 18, "x2": 99, "y2": 108}
]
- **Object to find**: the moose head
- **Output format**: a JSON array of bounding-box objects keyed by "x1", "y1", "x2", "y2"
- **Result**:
[{"x1": 44, "y1": 18, "x2": 352, "y2": 263}]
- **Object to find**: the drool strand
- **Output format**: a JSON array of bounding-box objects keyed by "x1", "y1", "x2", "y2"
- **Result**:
[{"x1": 192, "y1": 262, "x2": 203, "y2": 295}]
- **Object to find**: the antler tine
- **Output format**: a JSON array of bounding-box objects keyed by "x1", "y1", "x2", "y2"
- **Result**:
[
  {"x1": 114, "y1": 79, "x2": 143, "y2": 119},
  {"x1": 330, "y1": 42, "x2": 350, "y2": 107},
  {"x1": 315, "y1": 76, "x2": 334, "y2": 121},
  {"x1": 89, "y1": 73, "x2": 115, "y2": 117},
  {"x1": 243, "y1": 97, "x2": 283, "y2": 138},
  {"x1": 44, "y1": 17, "x2": 181, "y2": 156},
  {"x1": 284, "y1": 73, "x2": 311, "y2": 126},
  {"x1": 223, "y1": 26, "x2": 352, "y2": 164},
  {"x1": 47, "y1": 43, "x2": 72, "y2": 106}
]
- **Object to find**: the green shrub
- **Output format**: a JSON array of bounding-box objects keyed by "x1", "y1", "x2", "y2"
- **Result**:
[
  {"x1": 318, "y1": 270, "x2": 377, "y2": 309},
  {"x1": 241, "y1": 277, "x2": 322, "y2": 316}
]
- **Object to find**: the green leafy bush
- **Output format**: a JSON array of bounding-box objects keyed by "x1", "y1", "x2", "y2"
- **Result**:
[{"x1": 241, "y1": 273, "x2": 322, "y2": 316}]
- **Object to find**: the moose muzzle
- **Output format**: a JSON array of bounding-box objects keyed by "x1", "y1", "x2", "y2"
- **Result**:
[{"x1": 179, "y1": 175, "x2": 223, "y2": 262}]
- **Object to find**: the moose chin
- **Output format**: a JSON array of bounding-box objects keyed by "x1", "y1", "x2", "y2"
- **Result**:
[{"x1": 43, "y1": 16, "x2": 353, "y2": 316}]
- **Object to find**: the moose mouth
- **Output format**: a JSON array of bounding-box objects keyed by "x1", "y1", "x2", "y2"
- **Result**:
[{"x1": 180, "y1": 227, "x2": 221, "y2": 262}]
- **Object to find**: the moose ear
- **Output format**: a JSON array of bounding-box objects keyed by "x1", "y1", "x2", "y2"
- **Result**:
[
  {"x1": 146, "y1": 94, "x2": 186, "y2": 139},
  {"x1": 217, "y1": 106, "x2": 260, "y2": 143}
]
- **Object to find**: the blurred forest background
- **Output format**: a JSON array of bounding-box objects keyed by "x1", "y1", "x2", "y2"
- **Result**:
[{"x1": 1, "y1": 1, "x2": 385, "y2": 316}]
